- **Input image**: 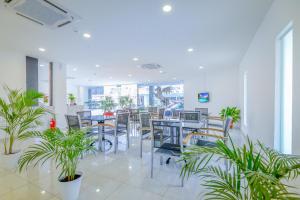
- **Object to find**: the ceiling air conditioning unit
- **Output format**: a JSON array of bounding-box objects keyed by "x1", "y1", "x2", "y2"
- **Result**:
[{"x1": 3, "y1": 0, "x2": 80, "y2": 29}]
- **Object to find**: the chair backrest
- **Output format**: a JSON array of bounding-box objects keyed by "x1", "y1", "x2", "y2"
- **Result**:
[
  {"x1": 77, "y1": 111, "x2": 92, "y2": 126},
  {"x1": 77, "y1": 111, "x2": 91, "y2": 120},
  {"x1": 158, "y1": 108, "x2": 165, "y2": 119},
  {"x1": 116, "y1": 112, "x2": 130, "y2": 133},
  {"x1": 179, "y1": 111, "x2": 200, "y2": 122},
  {"x1": 151, "y1": 120, "x2": 183, "y2": 153},
  {"x1": 195, "y1": 108, "x2": 208, "y2": 117},
  {"x1": 129, "y1": 108, "x2": 139, "y2": 121},
  {"x1": 116, "y1": 109, "x2": 125, "y2": 114},
  {"x1": 148, "y1": 106, "x2": 158, "y2": 113},
  {"x1": 172, "y1": 109, "x2": 181, "y2": 119},
  {"x1": 139, "y1": 112, "x2": 151, "y2": 129},
  {"x1": 223, "y1": 117, "x2": 232, "y2": 137},
  {"x1": 65, "y1": 115, "x2": 81, "y2": 130}
]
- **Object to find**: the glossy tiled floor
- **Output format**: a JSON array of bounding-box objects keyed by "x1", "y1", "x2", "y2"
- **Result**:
[{"x1": 0, "y1": 129, "x2": 243, "y2": 200}]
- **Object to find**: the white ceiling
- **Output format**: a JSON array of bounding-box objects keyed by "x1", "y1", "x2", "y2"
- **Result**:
[{"x1": 0, "y1": 0, "x2": 273, "y2": 86}]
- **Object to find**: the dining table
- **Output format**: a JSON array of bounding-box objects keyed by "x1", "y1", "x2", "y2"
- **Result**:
[{"x1": 84, "y1": 115, "x2": 116, "y2": 151}]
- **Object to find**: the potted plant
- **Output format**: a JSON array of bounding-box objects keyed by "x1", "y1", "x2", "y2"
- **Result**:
[
  {"x1": 18, "y1": 128, "x2": 95, "y2": 200},
  {"x1": 219, "y1": 106, "x2": 240, "y2": 128},
  {"x1": 68, "y1": 93, "x2": 76, "y2": 105},
  {"x1": 100, "y1": 96, "x2": 116, "y2": 116},
  {"x1": 119, "y1": 96, "x2": 133, "y2": 109},
  {"x1": 181, "y1": 137, "x2": 300, "y2": 199},
  {"x1": 0, "y1": 87, "x2": 46, "y2": 159}
]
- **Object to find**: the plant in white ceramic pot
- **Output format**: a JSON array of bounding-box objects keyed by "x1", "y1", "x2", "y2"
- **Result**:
[
  {"x1": 0, "y1": 86, "x2": 46, "y2": 155},
  {"x1": 18, "y1": 128, "x2": 96, "y2": 200},
  {"x1": 68, "y1": 93, "x2": 76, "y2": 105}
]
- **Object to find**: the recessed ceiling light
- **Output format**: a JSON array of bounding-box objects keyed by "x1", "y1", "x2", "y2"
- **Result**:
[
  {"x1": 39, "y1": 64, "x2": 45, "y2": 67},
  {"x1": 83, "y1": 33, "x2": 91, "y2": 38},
  {"x1": 38, "y1": 48, "x2": 46, "y2": 52},
  {"x1": 162, "y1": 4, "x2": 172, "y2": 13},
  {"x1": 96, "y1": 188, "x2": 100, "y2": 193},
  {"x1": 73, "y1": 68, "x2": 77, "y2": 71},
  {"x1": 199, "y1": 66, "x2": 204, "y2": 69},
  {"x1": 95, "y1": 64, "x2": 100, "y2": 68},
  {"x1": 159, "y1": 70, "x2": 164, "y2": 74},
  {"x1": 132, "y1": 57, "x2": 139, "y2": 61},
  {"x1": 40, "y1": 190, "x2": 46, "y2": 195},
  {"x1": 128, "y1": 74, "x2": 132, "y2": 77},
  {"x1": 187, "y1": 48, "x2": 194, "y2": 52}
]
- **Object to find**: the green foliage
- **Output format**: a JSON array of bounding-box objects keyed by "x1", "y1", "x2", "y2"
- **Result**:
[
  {"x1": 0, "y1": 86, "x2": 46, "y2": 155},
  {"x1": 181, "y1": 138, "x2": 300, "y2": 200},
  {"x1": 68, "y1": 93, "x2": 76, "y2": 104},
  {"x1": 119, "y1": 96, "x2": 133, "y2": 109},
  {"x1": 220, "y1": 107, "x2": 240, "y2": 123},
  {"x1": 100, "y1": 96, "x2": 116, "y2": 112},
  {"x1": 18, "y1": 128, "x2": 96, "y2": 182}
]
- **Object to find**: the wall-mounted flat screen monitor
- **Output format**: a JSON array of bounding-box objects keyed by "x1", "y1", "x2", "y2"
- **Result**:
[{"x1": 198, "y1": 92, "x2": 209, "y2": 103}]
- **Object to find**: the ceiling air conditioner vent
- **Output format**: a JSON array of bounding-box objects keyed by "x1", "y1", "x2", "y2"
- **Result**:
[
  {"x1": 3, "y1": 0, "x2": 80, "y2": 29},
  {"x1": 140, "y1": 63, "x2": 163, "y2": 70}
]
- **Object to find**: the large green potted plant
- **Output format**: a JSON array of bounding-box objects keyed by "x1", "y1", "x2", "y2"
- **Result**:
[
  {"x1": 0, "y1": 87, "x2": 46, "y2": 156},
  {"x1": 220, "y1": 106, "x2": 240, "y2": 128},
  {"x1": 119, "y1": 96, "x2": 133, "y2": 109},
  {"x1": 18, "y1": 128, "x2": 95, "y2": 200},
  {"x1": 181, "y1": 137, "x2": 300, "y2": 199}
]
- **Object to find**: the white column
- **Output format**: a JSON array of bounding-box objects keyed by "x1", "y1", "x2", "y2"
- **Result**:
[{"x1": 53, "y1": 62, "x2": 67, "y2": 129}]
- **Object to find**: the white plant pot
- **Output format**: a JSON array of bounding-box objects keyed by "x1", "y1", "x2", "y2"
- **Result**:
[
  {"x1": 1, "y1": 150, "x2": 21, "y2": 170},
  {"x1": 58, "y1": 172, "x2": 83, "y2": 200}
]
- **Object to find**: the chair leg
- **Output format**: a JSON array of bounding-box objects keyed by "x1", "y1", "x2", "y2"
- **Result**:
[
  {"x1": 140, "y1": 135, "x2": 143, "y2": 158},
  {"x1": 114, "y1": 136, "x2": 118, "y2": 154},
  {"x1": 127, "y1": 132, "x2": 130, "y2": 149},
  {"x1": 160, "y1": 155, "x2": 163, "y2": 165},
  {"x1": 151, "y1": 140, "x2": 154, "y2": 178}
]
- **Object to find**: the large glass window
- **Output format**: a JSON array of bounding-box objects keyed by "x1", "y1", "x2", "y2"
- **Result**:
[
  {"x1": 137, "y1": 83, "x2": 184, "y2": 110},
  {"x1": 80, "y1": 82, "x2": 183, "y2": 115},
  {"x1": 276, "y1": 25, "x2": 293, "y2": 154}
]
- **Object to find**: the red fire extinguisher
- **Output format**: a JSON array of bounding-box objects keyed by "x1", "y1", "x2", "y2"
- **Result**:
[{"x1": 50, "y1": 118, "x2": 56, "y2": 130}]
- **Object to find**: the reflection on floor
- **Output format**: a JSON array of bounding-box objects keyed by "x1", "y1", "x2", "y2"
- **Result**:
[{"x1": 0, "y1": 129, "x2": 243, "y2": 200}]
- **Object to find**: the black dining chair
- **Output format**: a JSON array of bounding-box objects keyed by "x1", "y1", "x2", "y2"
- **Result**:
[
  {"x1": 158, "y1": 108, "x2": 165, "y2": 119},
  {"x1": 148, "y1": 106, "x2": 158, "y2": 114},
  {"x1": 100, "y1": 112, "x2": 130, "y2": 154},
  {"x1": 65, "y1": 114, "x2": 98, "y2": 156},
  {"x1": 183, "y1": 117, "x2": 232, "y2": 147},
  {"x1": 179, "y1": 111, "x2": 201, "y2": 122},
  {"x1": 77, "y1": 110, "x2": 92, "y2": 127},
  {"x1": 65, "y1": 114, "x2": 98, "y2": 137},
  {"x1": 150, "y1": 119, "x2": 185, "y2": 186},
  {"x1": 139, "y1": 112, "x2": 151, "y2": 158},
  {"x1": 172, "y1": 109, "x2": 182, "y2": 119}
]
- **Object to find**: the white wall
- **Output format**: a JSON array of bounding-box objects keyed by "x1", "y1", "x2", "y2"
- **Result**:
[
  {"x1": 184, "y1": 66, "x2": 239, "y2": 115},
  {"x1": 0, "y1": 49, "x2": 68, "y2": 130},
  {"x1": 0, "y1": 49, "x2": 26, "y2": 97},
  {"x1": 239, "y1": 0, "x2": 300, "y2": 153}
]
